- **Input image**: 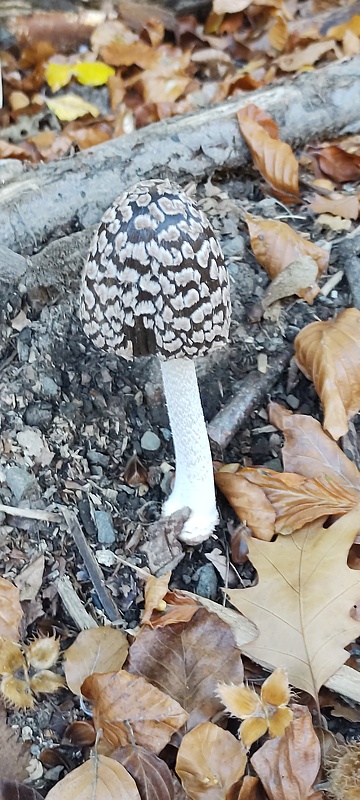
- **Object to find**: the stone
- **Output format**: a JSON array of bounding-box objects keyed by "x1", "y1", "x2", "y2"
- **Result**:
[
  {"x1": 94, "y1": 510, "x2": 116, "y2": 545},
  {"x1": 140, "y1": 431, "x2": 161, "y2": 451},
  {"x1": 5, "y1": 465, "x2": 40, "y2": 501}
]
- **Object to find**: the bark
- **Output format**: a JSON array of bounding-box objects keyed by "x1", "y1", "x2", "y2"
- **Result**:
[{"x1": 2, "y1": 56, "x2": 360, "y2": 256}]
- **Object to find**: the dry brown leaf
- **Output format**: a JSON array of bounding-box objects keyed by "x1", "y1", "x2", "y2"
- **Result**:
[
  {"x1": 14, "y1": 555, "x2": 45, "y2": 602},
  {"x1": 219, "y1": 466, "x2": 360, "y2": 535},
  {"x1": 142, "y1": 572, "x2": 171, "y2": 625},
  {"x1": 0, "y1": 577, "x2": 22, "y2": 641},
  {"x1": 237, "y1": 103, "x2": 279, "y2": 138},
  {"x1": 148, "y1": 590, "x2": 200, "y2": 628},
  {"x1": 46, "y1": 752, "x2": 140, "y2": 800},
  {"x1": 310, "y1": 192, "x2": 359, "y2": 220},
  {"x1": 237, "y1": 776, "x2": 265, "y2": 800},
  {"x1": 0, "y1": 780, "x2": 43, "y2": 800},
  {"x1": 277, "y1": 40, "x2": 337, "y2": 72},
  {"x1": 64, "y1": 627, "x2": 129, "y2": 695},
  {"x1": 227, "y1": 507, "x2": 360, "y2": 697},
  {"x1": 215, "y1": 468, "x2": 275, "y2": 540},
  {"x1": 112, "y1": 745, "x2": 174, "y2": 800},
  {"x1": 251, "y1": 706, "x2": 321, "y2": 800},
  {"x1": 246, "y1": 214, "x2": 329, "y2": 302},
  {"x1": 238, "y1": 107, "x2": 299, "y2": 202},
  {"x1": 126, "y1": 608, "x2": 244, "y2": 728},
  {"x1": 0, "y1": 706, "x2": 31, "y2": 782},
  {"x1": 308, "y1": 144, "x2": 360, "y2": 183},
  {"x1": 176, "y1": 722, "x2": 247, "y2": 800},
  {"x1": 294, "y1": 307, "x2": 360, "y2": 439},
  {"x1": 261, "y1": 258, "x2": 319, "y2": 308},
  {"x1": 268, "y1": 402, "x2": 360, "y2": 488},
  {"x1": 0, "y1": 139, "x2": 40, "y2": 164},
  {"x1": 82, "y1": 669, "x2": 188, "y2": 753}
]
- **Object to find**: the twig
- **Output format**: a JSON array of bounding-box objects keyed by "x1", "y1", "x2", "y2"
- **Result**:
[
  {"x1": 56, "y1": 576, "x2": 98, "y2": 630},
  {"x1": 0, "y1": 503, "x2": 63, "y2": 522},
  {"x1": 60, "y1": 506, "x2": 120, "y2": 622},
  {"x1": 207, "y1": 348, "x2": 293, "y2": 449}
]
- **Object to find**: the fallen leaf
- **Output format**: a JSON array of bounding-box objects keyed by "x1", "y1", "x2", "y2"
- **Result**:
[
  {"x1": 0, "y1": 578, "x2": 22, "y2": 640},
  {"x1": 294, "y1": 307, "x2": 360, "y2": 439},
  {"x1": 126, "y1": 608, "x2": 244, "y2": 727},
  {"x1": 112, "y1": 745, "x2": 174, "y2": 800},
  {"x1": 268, "y1": 402, "x2": 360, "y2": 488},
  {"x1": 0, "y1": 139, "x2": 40, "y2": 163},
  {"x1": 45, "y1": 62, "x2": 74, "y2": 92},
  {"x1": 14, "y1": 555, "x2": 45, "y2": 602},
  {"x1": 237, "y1": 776, "x2": 265, "y2": 800},
  {"x1": 0, "y1": 706, "x2": 31, "y2": 781},
  {"x1": 307, "y1": 144, "x2": 360, "y2": 183},
  {"x1": 64, "y1": 626, "x2": 129, "y2": 695},
  {"x1": 73, "y1": 62, "x2": 115, "y2": 86},
  {"x1": 142, "y1": 572, "x2": 171, "y2": 625},
  {"x1": 261, "y1": 258, "x2": 319, "y2": 308},
  {"x1": 46, "y1": 93, "x2": 100, "y2": 121},
  {"x1": 251, "y1": 706, "x2": 321, "y2": 800},
  {"x1": 213, "y1": 0, "x2": 252, "y2": 12},
  {"x1": 235, "y1": 103, "x2": 279, "y2": 139},
  {"x1": 0, "y1": 781, "x2": 43, "y2": 800},
  {"x1": 148, "y1": 590, "x2": 200, "y2": 628},
  {"x1": 215, "y1": 467, "x2": 275, "y2": 540},
  {"x1": 82, "y1": 670, "x2": 188, "y2": 753},
  {"x1": 46, "y1": 752, "x2": 140, "y2": 800},
  {"x1": 238, "y1": 107, "x2": 299, "y2": 202},
  {"x1": 227, "y1": 507, "x2": 360, "y2": 696},
  {"x1": 328, "y1": 14, "x2": 360, "y2": 40},
  {"x1": 315, "y1": 214, "x2": 352, "y2": 232},
  {"x1": 277, "y1": 40, "x2": 337, "y2": 72},
  {"x1": 176, "y1": 722, "x2": 247, "y2": 800},
  {"x1": 246, "y1": 214, "x2": 329, "y2": 302},
  {"x1": 310, "y1": 192, "x2": 359, "y2": 220}
]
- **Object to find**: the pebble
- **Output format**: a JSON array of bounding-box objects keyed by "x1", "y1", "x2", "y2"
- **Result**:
[
  {"x1": 24, "y1": 403, "x2": 53, "y2": 430},
  {"x1": 94, "y1": 510, "x2": 116, "y2": 545},
  {"x1": 140, "y1": 430, "x2": 161, "y2": 451},
  {"x1": 195, "y1": 564, "x2": 218, "y2": 600},
  {"x1": 87, "y1": 450, "x2": 110, "y2": 467},
  {"x1": 40, "y1": 375, "x2": 59, "y2": 398},
  {"x1": 286, "y1": 394, "x2": 300, "y2": 410},
  {"x1": 5, "y1": 465, "x2": 40, "y2": 501},
  {"x1": 285, "y1": 325, "x2": 301, "y2": 342}
]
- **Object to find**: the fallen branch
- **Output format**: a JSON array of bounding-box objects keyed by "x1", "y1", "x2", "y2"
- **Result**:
[{"x1": 2, "y1": 56, "x2": 360, "y2": 255}]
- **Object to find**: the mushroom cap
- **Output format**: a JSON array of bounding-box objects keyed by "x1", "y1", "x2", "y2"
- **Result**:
[{"x1": 80, "y1": 179, "x2": 231, "y2": 361}]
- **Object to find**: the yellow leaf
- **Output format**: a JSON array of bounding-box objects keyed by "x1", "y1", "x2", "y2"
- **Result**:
[
  {"x1": 45, "y1": 62, "x2": 73, "y2": 92},
  {"x1": 73, "y1": 62, "x2": 115, "y2": 86},
  {"x1": 227, "y1": 507, "x2": 360, "y2": 697},
  {"x1": 46, "y1": 93, "x2": 100, "y2": 121}
]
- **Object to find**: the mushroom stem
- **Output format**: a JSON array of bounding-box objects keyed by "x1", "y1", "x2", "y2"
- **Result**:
[{"x1": 160, "y1": 357, "x2": 219, "y2": 545}]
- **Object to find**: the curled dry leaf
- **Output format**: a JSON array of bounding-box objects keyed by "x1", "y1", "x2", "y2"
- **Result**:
[
  {"x1": 142, "y1": 572, "x2": 171, "y2": 625},
  {"x1": 113, "y1": 745, "x2": 174, "y2": 800},
  {"x1": 294, "y1": 307, "x2": 360, "y2": 439},
  {"x1": 310, "y1": 192, "x2": 359, "y2": 220},
  {"x1": 64, "y1": 626, "x2": 129, "y2": 695},
  {"x1": 148, "y1": 590, "x2": 200, "y2": 629},
  {"x1": 308, "y1": 144, "x2": 360, "y2": 183},
  {"x1": 176, "y1": 722, "x2": 247, "y2": 800},
  {"x1": 0, "y1": 578, "x2": 22, "y2": 641},
  {"x1": 276, "y1": 39, "x2": 337, "y2": 72},
  {"x1": 227, "y1": 507, "x2": 360, "y2": 697},
  {"x1": 246, "y1": 214, "x2": 329, "y2": 302},
  {"x1": 126, "y1": 608, "x2": 244, "y2": 728},
  {"x1": 238, "y1": 105, "x2": 299, "y2": 203},
  {"x1": 251, "y1": 706, "x2": 321, "y2": 800},
  {"x1": 215, "y1": 467, "x2": 275, "y2": 540},
  {"x1": 46, "y1": 752, "x2": 140, "y2": 800},
  {"x1": 261, "y1": 258, "x2": 319, "y2": 309},
  {"x1": 82, "y1": 669, "x2": 188, "y2": 753}
]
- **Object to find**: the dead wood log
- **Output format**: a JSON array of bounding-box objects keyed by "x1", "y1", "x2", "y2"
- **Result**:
[{"x1": 2, "y1": 56, "x2": 360, "y2": 256}]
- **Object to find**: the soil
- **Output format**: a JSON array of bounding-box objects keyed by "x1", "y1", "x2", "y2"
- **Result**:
[{"x1": 1, "y1": 167, "x2": 359, "y2": 787}]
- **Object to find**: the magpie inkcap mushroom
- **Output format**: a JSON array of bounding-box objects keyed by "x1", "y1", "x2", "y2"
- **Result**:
[{"x1": 80, "y1": 179, "x2": 231, "y2": 544}]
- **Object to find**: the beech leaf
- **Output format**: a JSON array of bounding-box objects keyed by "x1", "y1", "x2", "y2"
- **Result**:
[
  {"x1": 176, "y1": 722, "x2": 247, "y2": 800},
  {"x1": 82, "y1": 670, "x2": 188, "y2": 753},
  {"x1": 238, "y1": 107, "x2": 299, "y2": 202},
  {"x1": 227, "y1": 507, "x2": 360, "y2": 696},
  {"x1": 0, "y1": 781, "x2": 43, "y2": 800},
  {"x1": 310, "y1": 192, "x2": 359, "y2": 220},
  {"x1": 251, "y1": 707, "x2": 321, "y2": 800},
  {"x1": 112, "y1": 745, "x2": 174, "y2": 800},
  {"x1": 246, "y1": 214, "x2": 329, "y2": 302},
  {"x1": 215, "y1": 468, "x2": 276, "y2": 540},
  {"x1": 126, "y1": 608, "x2": 244, "y2": 728},
  {"x1": 46, "y1": 753, "x2": 140, "y2": 800},
  {"x1": 308, "y1": 144, "x2": 360, "y2": 183},
  {"x1": 294, "y1": 307, "x2": 360, "y2": 439},
  {"x1": 64, "y1": 627, "x2": 129, "y2": 695},
  {"x1": 0, "y1": 577, "x2": 22, "y2": 641}
]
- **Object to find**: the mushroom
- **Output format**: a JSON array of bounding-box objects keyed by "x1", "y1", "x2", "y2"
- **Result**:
[{"x1": 79, "y1": 179, "x2": 231, "y2": 544}]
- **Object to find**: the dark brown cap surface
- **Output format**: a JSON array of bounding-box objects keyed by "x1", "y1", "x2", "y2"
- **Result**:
[{"x1": 80, "y1": 179, "x2": 231, "y2": 360}]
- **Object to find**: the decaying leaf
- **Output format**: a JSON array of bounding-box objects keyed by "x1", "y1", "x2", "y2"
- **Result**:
[
  {"x1": 46, "y1": 752, "x2": 141, "y2": 800},
  {"x1": 308, "y1": 144, "x2": 360, "y2": 183},
  {"x1": 176, "y1": 722, "x2": 247, "y2": 800},
  {"x1": 126, "y1": 608, "x2": 244, "y2": 727},
  {"x1": 310, "y1": 192, "x2": 359, "y2": 220},
  {"x1": 0, "y1": 578, "x2": 22, "y2": 641},
  {"x1": 238, "y1": 105, "x2": 299, "y2": 202},
  {"x1": 261, "y1": 258, "x2": 319, "y2": 309},
  {"x1": 294, "y1": 307, "x2": 360, "y2": 439},
  {"x1": 218, "y1": 668, "x2": 293, "y2": 747},
  {"x1": 112, "y1": 745, "x2": 174, "y2": 800},
  {"x1": 227, "y1": 507, "x2": 360, "y2": 697},
  {"x1": 251, "y1": 706, "x2": 321, "y2": 800},
  {"x1": 276, "y1": 39, "x2": 337, "y2": 72},
  {"x1": 64, "y1": 626, "x2": 129, "y2": 695},
  {"x1": 246, "y1": 214, "x2": 329, "y2": 302},
  {"x1": 82, "y1": 669, "x2": 188, "y2": 753}
]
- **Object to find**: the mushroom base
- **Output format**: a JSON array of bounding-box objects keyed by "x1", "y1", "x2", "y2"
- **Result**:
[{"x1": 160, "y1": 358, "x2": 219, "y2": 545}]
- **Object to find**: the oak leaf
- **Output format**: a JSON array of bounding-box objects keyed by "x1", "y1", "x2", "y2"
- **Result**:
[
  {"x1": 64, "y1": 626, "x2": 128, "y2": 695},
  {"x1": 246, "y1": 214, "x2": 329, "y2": 302},
  {"x1": 251, "y1": 706, "x2": 321, "y2": 800},
  {"x1": 238, "y1": 106, "x2": 299, "y2": 203},
  {"x1": 46, "y1": 753, "x2": 140, "y2": 800},
  {"x1": 82, "y1": 670, "x2": 188, "y2": 753},
  {"x1": 227, "y1": 507, "x2": 360, "y2": 696},
  {"x1": 126, "y1": 608, "x2": 244, "y2": 728},
  {"x1": 176, "y1": 722, "x2": 247, "y2": 800},
  {"x1": 0, "y1": 578, "x2": 22, "y2": 640},
  {"x1": 294, "y1": 307, "x2": 360, "y2": 439}
]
